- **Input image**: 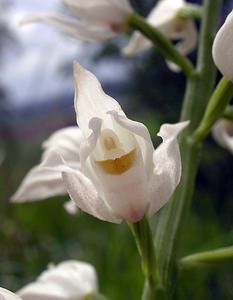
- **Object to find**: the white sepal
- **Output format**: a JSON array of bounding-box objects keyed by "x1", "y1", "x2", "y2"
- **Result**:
[
  {"x1": 148, "y1": 121, "x2": 189, "y2": 215},
  {"x1": 11, "y1": 127, "x2": 82, "y2": 202},
  {"x1": 73, "y1": 62, "x2": 121, "y2": 136}
]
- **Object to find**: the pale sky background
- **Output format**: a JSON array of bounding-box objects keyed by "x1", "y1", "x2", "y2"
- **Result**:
[{"x1": 0, "y1": 0, "x2": 133, "y2": 108}]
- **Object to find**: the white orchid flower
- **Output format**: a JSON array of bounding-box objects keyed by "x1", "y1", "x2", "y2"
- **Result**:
[
  {"x1": 12, "y1": 62, "x2": 188, "y2": 223},
  {"x1": 123, "y1": 0, "x2": 197, "y2": 71},
  {"x1": 212, "y1": 119, "x2": 233, "y2": 154},
  {"x1": 17, "y1": 261, "x2": 98, "y2": 300},
  {"x1": 20, "y1": 0, "x2": 133, "y2": 41},
  {"x1": 212, "y1": 10, "x2": 233, "y2": 81},
  {"x1": 0, "y1": 288, "x2": 22, "y2": 300}
]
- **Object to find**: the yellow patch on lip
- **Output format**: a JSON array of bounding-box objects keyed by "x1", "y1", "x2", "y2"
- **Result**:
[{"x1": 95, "y1": 149, "x2": 137, "y2": 175}]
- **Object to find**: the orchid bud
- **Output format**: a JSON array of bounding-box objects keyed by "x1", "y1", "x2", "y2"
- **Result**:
[{"x1": 212, "y1": 10, "x2": 233, "y2": 81}]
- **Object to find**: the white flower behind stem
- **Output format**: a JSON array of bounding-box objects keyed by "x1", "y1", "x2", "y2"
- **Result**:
[
  {"x1": 212, "y1": 119, "x2": 233, "y2": 154},
  {"x1": 123, "y1": 0, "x2": 197, "y2": 71}
]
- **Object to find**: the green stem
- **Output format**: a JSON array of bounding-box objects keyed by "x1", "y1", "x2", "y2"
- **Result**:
[
  {"x1": 193, "y1": 78, "x2": 233, "y2": 142},
  {"x1": 179, "y1": 246, "x2": 233, "y2": 270},
  {"x1": 128, "y1": 13, "x2": 194, "y2": 76},
  {"x1": 128, "y1": 217, "x2": 159, "y2": 299},
  {"x1": 153, "y1": 0, "x2": 222, "y2": 299}
]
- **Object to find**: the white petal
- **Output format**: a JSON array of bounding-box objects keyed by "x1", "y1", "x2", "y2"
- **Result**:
[
  {"x1": 20, "y1": 14, "x2": 116, "y2": 41},
  {"x1": 0, "y1": 288, "x2": 22, "y2": 300},
  {"x1": 11, "y1": 127, "x2": 82, "y2": 202},
  {"x1": 17, "y1": 261, "x2": 98, "y2": 300},
  {"x1": 62, "y1": 169, "x2": 122, "y2": 223},
  {"x1": 73, "y1": 62, "x2": 122, "y2": 135},
  {"x1": 212, "y1": 119, "x2": 233, "y2": 154},
  {"x1": 42, "y1": 127, "x2": 82, "y2": 152},
  {"x1": 212, "y1": 10, "x2": 233, "y2": 81},
  {"x1": 64, "y1": 0, "x2": 132, "y2": 29},
  {"x1": 79, "y1": 118, "x2": 102, "y2": 164},
  {"x1": 42, "y1": 127, "x2": 82, "y2": 166},
  {"x1": 148, "y1": 121, "x2": 189, "y2": 215}
]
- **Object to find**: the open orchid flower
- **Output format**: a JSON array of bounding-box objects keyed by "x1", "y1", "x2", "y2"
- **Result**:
[
  {"x1": 123, "y1": 0, "x2": 197, "y2": 71},
  {"x1": 212, "y1": 10, "x2": 233, "y2": 81},
  {"x1": 17, "y1": 261, "x2": 98, "y2": 300},
  {"x1": 0, "y1": 288, "x2": 22, "y2": 300},
  {"x1": 20, "y1": 0, "x2": 133, "y2": 41},
  {"x1": 212, "y1": 119, "x2": 233, "y2": 154},
  {"x1": 12, "y1": 62, "x2": 189, "y2": 223}
]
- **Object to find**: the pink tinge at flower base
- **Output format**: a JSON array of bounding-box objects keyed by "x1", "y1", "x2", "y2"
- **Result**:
[
  {"x1": 212, "y1": 119, "x2": 233, "y2": 155},
  {"x1": 19, "y1": 0, "x2": 133, "y2": 41},
  {"x1": 17, "y1": 261, "x2": 98, "y2": 300},
  {"x1": 0, "y1": 288, "x2": 22, "y2": 300},
  {"x1": 11, "y1": 62, "x2": 189, "y2": 223},
  {"x1": 123, "y1": 0, "x2": 197, "y2": 71},
  {"x1": 212, "y1": 10, "x2": 233, "y2": 81}
]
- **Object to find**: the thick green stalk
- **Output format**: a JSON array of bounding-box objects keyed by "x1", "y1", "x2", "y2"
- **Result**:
[
  {"x1": 128, "y1": 13, "x2": 194, "y2": 76},
  {"x1": 153, "y1": 0, "x2": 222, "y2": 299},
  {"x1": 128, "y1": 217, "x2": 159, "y2": 299}
]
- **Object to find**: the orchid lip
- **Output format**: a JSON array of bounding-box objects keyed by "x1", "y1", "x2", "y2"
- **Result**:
[
  {"x1": 93, "y1": 128, "x2": 137, "y2": 175},
  {"x1": 95, "y1": 148, "x2": 137, "y2": 175}
]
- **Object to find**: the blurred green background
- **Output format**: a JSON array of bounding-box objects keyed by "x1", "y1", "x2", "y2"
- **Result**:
[{"x1": 0, "y1": 0, "x2": 233, "y2": 299}]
